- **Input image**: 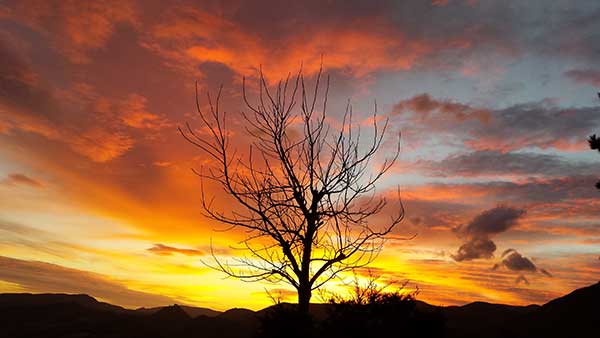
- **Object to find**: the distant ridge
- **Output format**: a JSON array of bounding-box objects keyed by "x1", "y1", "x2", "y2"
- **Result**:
[
  {"x1": 136, "y1": 304, "x2": 221, "y2": 318},
  {"x1": 0, "y1": 281, "x2": 598, "y2": 338},
  {"x1": 0, "y1": 293, "x2": 128, "y2": 313},
  {"x1": 150, "y1": 304, "x2": 190, "y2": 321}
]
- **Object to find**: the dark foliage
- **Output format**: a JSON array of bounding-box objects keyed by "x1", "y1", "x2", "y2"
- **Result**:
[
  {"x1": 589, "y1": 134, "x2": 600, "y2": 151},
  {"x1": 590, "y1": 134, "x2": 600, "y2": 190},
  {"x1": 590, "y1": 93, "x2": 600, "y2": 189},
  {"x1": 323, "y1": 294, "x2": 444, "y2": 338},
  {"x1": 257, "y1": 304, "x2": 314, "y2": 338},
  {"x1": 256, "y1": 277, "x2": 444, "y2": 338}
]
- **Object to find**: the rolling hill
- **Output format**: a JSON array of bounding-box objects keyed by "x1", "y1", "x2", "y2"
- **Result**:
[{"x1": 0, "y1": 281, "x2": 597, "y2": 338}]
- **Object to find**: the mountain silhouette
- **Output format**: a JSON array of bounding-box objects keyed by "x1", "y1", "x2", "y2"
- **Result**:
[
  {"x1": 136, "y1": 304, "x2": 221, "y2": 318},
  {"x1": 150, "y1": 304, "x2": 190, "y2": 321},
  {"x1": 0, "y1": 282, "x2": 598, "y2": 338}
]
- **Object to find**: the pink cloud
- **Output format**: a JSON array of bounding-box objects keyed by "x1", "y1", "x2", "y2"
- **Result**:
[{"x1": 565, "y1": 69, "x2": 600, "y2": 87}]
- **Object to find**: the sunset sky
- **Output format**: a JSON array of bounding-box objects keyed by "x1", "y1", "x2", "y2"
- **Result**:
[{"x1": 1, "y1": 0, "x2": 599, "y2": 310}]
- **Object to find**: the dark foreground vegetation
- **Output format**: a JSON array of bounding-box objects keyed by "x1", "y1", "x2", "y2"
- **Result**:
[{"x1": 1, "y1": 282, "x2": 598, "y2": 338}]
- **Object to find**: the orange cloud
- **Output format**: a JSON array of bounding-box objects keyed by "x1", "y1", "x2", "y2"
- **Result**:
[
  {"x1": 0, "y1": 44, "x2": 170, "y2": 163},
  {"x1": 67, "y1": 126, "x2": 135, "y2": 162},
  {"x1": 144, "y1": 6, "x2": 471, "y2": 80},
  {"x1": 120, "y1": 94, "x2": 171, "y2": 130},
  {"x1": 393, "y1": 93, "x2": 491, "y2": 122},
  {"x1": 3, "y1": 0, "x2": 139, "y2": 63}
]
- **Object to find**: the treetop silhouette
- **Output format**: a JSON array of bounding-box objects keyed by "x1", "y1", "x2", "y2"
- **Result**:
[
  {"x1": 590, "y1": 92, "x2": 600, "y2": 190},
  {"x1": 179, "y1": 65, "x2": 405, "y2": 314}
]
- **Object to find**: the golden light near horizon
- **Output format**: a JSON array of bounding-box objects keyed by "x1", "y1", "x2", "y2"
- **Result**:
[{"x1": 1, "y1": 0, "x2": 600, "y2": 311}]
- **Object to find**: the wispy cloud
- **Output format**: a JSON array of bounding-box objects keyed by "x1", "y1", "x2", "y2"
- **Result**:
[
  {"x1": 147, "y1": 243, "x2": 205, "y2": 256},
  {"x1": 1, "y1": 173, "x2": 43, "y2": 188},
  {"x1": 0, "y1": 255, "x2": 175, "y2": 308}
]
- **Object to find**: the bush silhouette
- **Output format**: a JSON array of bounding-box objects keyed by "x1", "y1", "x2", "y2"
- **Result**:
[
  {"x1": 321, "y1": 281, "x2": 444, "y2": 338},
  {"x1": 257, "y1": 304, "x2": 314, "y2": 338},
  {"x1": 257, "y1": 277, "x2": 444, "y2": 338}
]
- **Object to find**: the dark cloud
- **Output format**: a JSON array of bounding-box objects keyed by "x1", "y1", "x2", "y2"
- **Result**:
[
  {"x1": 470, "y1": 176, "x2": 599, "y2": 205},
  {"x1": 394, "y1": 94, "x2": 600, "y2": 152},
  {"x1": 4, "y1": 0, "x2": 600, "y2": 80},
  {"x1": 392, "y1": 94, "x2": 600, "y2": 152},
  {"x1": 480, "y1": 101, "x2": 600, "y2": 151},
  {"x1": 1, "y1": 173, "x2": 43, "y2": 188},
  {"x1": 493, "y1": 249, "x2": 552, "y2": 279},
  {"x1": 452, "y1": 206, "x2": 525, "y2": 261},
  {"x1": 497, "y1": 249, "x2": 537, "y2": 272},
  {"x1": 453, "y1": 237, "x2": 497, "y2": 262},
  {"x1": 142, "y1": 0, "x2": 596, "y2": 81},
  {"x1": 144, "y1": 1, "x2": 600, "y2": 76},
  {"x1": 416, "y1": 150, "x2": 598, "y2": 178},
  {"x1": 0, "y1": 255, "x2": 174, "y2": 308},
  {"x1": 535, "y1": 3, "x2": 600, "y2": 64},
  {"x1": 455, "y1": 206, "x2": 526, "y2": 238}
]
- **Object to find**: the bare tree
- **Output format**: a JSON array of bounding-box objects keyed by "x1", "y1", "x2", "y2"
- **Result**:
[
  {"x1": 179, "y1": 66, "x2": 405, "y2": 314},
  {"x1": 589, "y1": 93, "x2": 600, "y2": 190}
]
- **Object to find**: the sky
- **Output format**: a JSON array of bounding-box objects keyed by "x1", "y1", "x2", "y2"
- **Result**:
[{"x1": 0, "y1": 0, "x2": 599, "y2": 310}]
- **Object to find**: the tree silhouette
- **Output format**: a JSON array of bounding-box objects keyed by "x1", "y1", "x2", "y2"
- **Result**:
[
  {"x1": 591, "y1": 93, "x2": 600, "y2": 190},
  {"x1": 590, "y1": 134, "x2": 600, "y2": 190},
  {"x1": 179, "y1": 66, "x2": 404, "y2": 314}
]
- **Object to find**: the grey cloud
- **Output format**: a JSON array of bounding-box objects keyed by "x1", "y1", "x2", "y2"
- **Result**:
[
  {"x1": 452, "y1": 206, "x2": 525, "y2": 261},
  {"x1": 417, "y1": 150, "x2": 599, "y2": 178},
  {"x1": 474, "y1": 176, "x2": 599, "y2": 204},
  {"x1": 388, "y1": 1, "x2": 600, "y2": 74},
  {"x1": 493, "y1": 249, "x2": 552, "y2": 280},
  {"x1": 453, "y1": 237, "x2": 497, "y2": 262},
  {"x1": 476, "y1": 101, "x2": 600, "y2": 151},
  {"x1": 0, "y1": 255, "x2": 174, "y2": 309},
  {"x1": 455, "y1": 206, "x2": 525, "y2": 238},
  {"x1": 565, "y1": 69, "x2": 600, "y2": 87},
  {"x1": 144, "y1": 1, "x2": 600, "y2": 81},
  {"x1": 498, "y1": 249, "x2": 537, "y2": 272},
  {"x1": 394, "y1": 94, "x2": 600, "y2": 152}
]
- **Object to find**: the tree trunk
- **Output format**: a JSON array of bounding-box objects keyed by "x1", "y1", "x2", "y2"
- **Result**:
[{"x1": 297, "y1": 284, "x2": 312, "y2": 314}]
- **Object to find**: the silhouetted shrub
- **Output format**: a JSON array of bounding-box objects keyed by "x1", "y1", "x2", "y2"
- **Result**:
[
  {"x1": 257, "y1": 303, "x2": 315, "y2": 338},
  {"x1": 321, "y1": 280, "x2": 444, "y2": 338},
  {"x1": 256, "y1": 277, "x2": 444, "y2": 338},
  {"x1": 589, "y1": 134, "x2": 600, "y2": 190}
]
